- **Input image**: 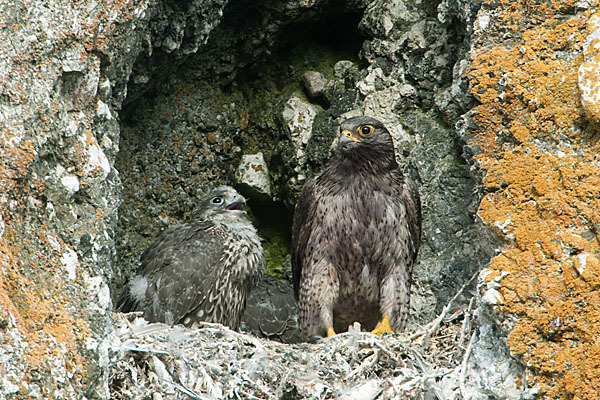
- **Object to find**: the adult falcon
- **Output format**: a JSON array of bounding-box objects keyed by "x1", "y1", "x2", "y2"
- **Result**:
[
  {"x1": 118, "y1": 186, "x2": 264, "y2": 330},
  {"x1": 291, "y1": 116, "x2": 421, "y2": 340}
]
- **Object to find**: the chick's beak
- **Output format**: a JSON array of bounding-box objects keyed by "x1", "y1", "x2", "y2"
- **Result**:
[{"x1": 225, "y1": 195, "x2": 246, "y2": 210}]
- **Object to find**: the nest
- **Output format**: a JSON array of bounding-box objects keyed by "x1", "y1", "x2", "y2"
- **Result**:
[{"x1": 109, "y1": 276, "x2": 479, "y2": 400}]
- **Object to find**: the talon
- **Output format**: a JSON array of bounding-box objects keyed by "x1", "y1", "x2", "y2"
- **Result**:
[
  {"x1": 371, "y1": 315, "x2": 394, "y2": 336},
  {"x1": 327, "y1": 327, "x2": 337, "y2": 337}
]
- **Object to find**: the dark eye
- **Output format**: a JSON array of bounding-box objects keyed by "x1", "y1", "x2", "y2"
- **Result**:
[
  {"x1": 211, "y1": 197, "x2": 224, "y2": 204},
  {"x1": 358, "y1": 125, "x2": 374, "y2": 137}
]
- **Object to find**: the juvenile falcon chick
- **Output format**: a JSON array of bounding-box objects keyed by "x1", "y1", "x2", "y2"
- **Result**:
[
  {"x1": 118, "y1": 186, "x2": 264, "y2": 330},
  {"x1": 291, "y1": 116, "x2": 421, "y2": 340},
  {"x1": 240, "y1": 273, "x2": 300, "y2": 343}
]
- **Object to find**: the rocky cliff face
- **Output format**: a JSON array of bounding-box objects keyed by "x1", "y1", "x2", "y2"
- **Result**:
[
  {"x1": 1, "y1": 0, "x2": 598, "y2": 399},
  {"x1": 464, "y1": 0, "x2": 600, "y2": 397}
]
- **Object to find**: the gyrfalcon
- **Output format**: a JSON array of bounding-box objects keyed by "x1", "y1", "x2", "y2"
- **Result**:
[
  {"x1": 291, "y1": 116, "x2": 421, "y2": 340},
  {"x1": 118, "y1": 186, "x2": 264, "y2": 330}
]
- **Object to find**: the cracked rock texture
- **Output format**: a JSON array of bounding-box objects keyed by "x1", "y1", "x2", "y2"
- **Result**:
[{"x1": 2, "y1": 0, "x2": 599, "y2": 399}]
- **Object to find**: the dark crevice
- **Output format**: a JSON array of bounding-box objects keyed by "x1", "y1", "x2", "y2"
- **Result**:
[{"x1": 244, "y1": 196, "x2": 293, "y2": 280}]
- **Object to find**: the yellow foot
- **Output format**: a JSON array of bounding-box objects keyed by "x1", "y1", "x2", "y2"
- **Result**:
[
  {"x1": 371, "y1": 315, "x2": 394, "y2": 336},
  {"x1": 327, "y1": 327, "x2": 337, "y2": 337}
]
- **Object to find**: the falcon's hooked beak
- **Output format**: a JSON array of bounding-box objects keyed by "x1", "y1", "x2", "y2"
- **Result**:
[
  {"x1": 339, "y1": 130, "x2": 362, "y2": 149},
  {"x1": 224, "y1": 195, "x2": 246, "y2": 211}
]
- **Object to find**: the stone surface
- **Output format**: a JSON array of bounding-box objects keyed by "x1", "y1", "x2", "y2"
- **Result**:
[
  {"x1": 0, "y1": 0, "x2": 232, "y2": 398},
  {"x1": 3, "y1": 0, "x2": 598, "y2": 398},
  {"x1": 0, "y1": 0, "x2": 145, "y2": 397},
  {"x1": 302, "y1": 70, "x2": 328, "y2": 98},
  {"x1": 282, "y1": 95, "x2": 318, "y2": 177},
  {"x1": 578, "y1": 11, "x2": 600, "y2": 123},
  {"x1": 236, "y1": 152, "x2": 271, "y2": 198}
]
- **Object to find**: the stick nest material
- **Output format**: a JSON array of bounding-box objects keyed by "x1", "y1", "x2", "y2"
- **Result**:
[{"x1": 110, "y1": 277, "x2": 479, "y2": 400}]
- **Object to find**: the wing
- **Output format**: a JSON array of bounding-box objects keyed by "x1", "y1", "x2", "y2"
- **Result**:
[
  {"x1": 240, "y1": 274, "x2": 300, "y2": 343},
  {"x1": 380, "y1": 169, "x2": 421, "y2": 269},
  {"x1": 369, "y1": 169, "x2": 421, "y2": 331},
  {"x1": 137, "y1": 221, "x2": 227, "y2": 325},
  {"x1": 396, "y1": 170, "x2": 421, "y2": 264},
  {"x1": 291, "y1": 176, "x2": 319, "y2": 298},
  {"x1": 373, "y1": 168, "x2": 422, "y2": 286},
  {"x1": 116, "y1": 287, "x2": 138, "y2": 313}
]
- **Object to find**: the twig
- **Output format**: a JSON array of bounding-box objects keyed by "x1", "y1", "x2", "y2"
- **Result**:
[
  {"x1": 232, "y1": 388, "x2": 243, "y2": 400},
  {"x1": 345, "y1": 349, "x2": 380, "y2": 381},
  {"x1": 170, "y1": 380, "x2": 211, "y2": 400},
  {"x1": 196, "y1": 322, "x2": 265, "y2": 349},
  {"x1": 118, "y1": 312, "x2": 144, "y2": 339},
  {"x1": 384, "y1": 377, "x2": 400, "y2": 397},
  {"x1": 241, "y1": 371, "x2": 274, "y2": 399},
  {"x1": 148, "y1": 355, "x2": 207, "y2": 399},
  {"x1": 427, "y1": 270, "x2": 479, "y2": 337},
  {"x1": 274, "y1": 371, "x2": 289, "y2": 400},
  {"x1": 123, "y1": 342, "x2": 170, "y2": 354},
  {"x1": 458, "y1": 297, "x2": 475, "y2": 349},
  {"x1": 237, "y1": 388, "x2": 266, "y2": 400},
  {"x1": 409, "y1": 348, "x2": 429, "y2": 373},
  {"x1": 459, "y1": 331, "x2": 477, "y2": 400},
  {"x1": 373, "y1": 340, "x2": 399, "y2": 362},
  {"x1": 408, "y1": 269, "x2": 479, "y2": 342}
]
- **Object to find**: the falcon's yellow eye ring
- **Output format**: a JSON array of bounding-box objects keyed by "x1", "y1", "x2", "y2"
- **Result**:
[{"x1": 358, "y1": 125, "x2": 374, "y2": 137}]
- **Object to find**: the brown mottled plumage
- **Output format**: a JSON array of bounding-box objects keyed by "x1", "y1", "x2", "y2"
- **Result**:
[
  {"x1": 291, "y1": 116, "x2": 421, "y2": 340},
  {"x1": 240, "y1": 273, "x2": 300, "y2": 343},
  {"x1": 118, "y1": 186, "x2": 264, "y2": 330}
]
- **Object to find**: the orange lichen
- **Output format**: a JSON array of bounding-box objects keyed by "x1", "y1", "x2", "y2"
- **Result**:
[
  {"x1": 468, "y1": 0, "x2": 600, "y2": 397},
  {"x1": 1, "y1": 214, "x2": 91, "y2": 391}
]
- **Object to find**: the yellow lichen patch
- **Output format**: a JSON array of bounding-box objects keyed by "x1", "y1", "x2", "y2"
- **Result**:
[
  {"x1": 0, "y1": 244, "x2": 26, "y2": 327},
  {"x1": 468, "y1": 0, "x2": 600, "y2": 397}
]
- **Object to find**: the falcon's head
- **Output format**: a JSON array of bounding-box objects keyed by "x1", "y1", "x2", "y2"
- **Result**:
[
  {"x1": 335, "y1": 116, "x2": 397, "y2": 170},
  {"x1": 191, "y1": 186, "x2": 247, "y2": 222},
  {"x1": 338, "y1": 116, "x2": 393, "y2": 152}
]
